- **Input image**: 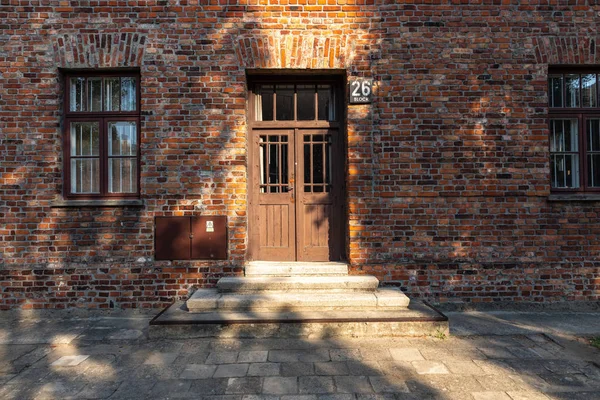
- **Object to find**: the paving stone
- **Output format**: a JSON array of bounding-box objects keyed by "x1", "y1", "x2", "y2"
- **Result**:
[
  {"x1": 368, "y1": 376, "x2": 410, "y2": 393},
  {"x1": 320, "y1": 395, "x2": 356, "y2": 400},
  {"x1": 411, "y1": 360, "x2": 449, "y2": 375},
  {"x1": 479, "y1": 347, "x2": 517, "y2": 359},
  {"x1": 476, "y1": 375, "x2": 529, "y2": 391},
  {"x1": 444, "y1": 360, "x2": 486, "y2": 375},
  {"x1": 538, "y1": 373, "x2": 588, "y2": 389},
  {"x1": 359, "y1": 349, "x2": 392, "y2": 361},
  {"x1": 270, "y1": 350, "x2": 301, "y2": 362},
  {"x1": 76, "y1": 381, "x2": 123, "y2": 399},
  {"x1": 418, "y1": 347, "x2": 453, "y2": 360},
  {"x1": 107, "y1": 329, "x2": 144, "y2": 340},
  {"x1": 214, "y1": 364, "x2": 250, "y2": 378},
  {"x1": 334, "y1": 376, "x2": 373, "y2": 393},
  {"x1": 315, "y1": 362, "x2": 350, "y2": 375},
  {"x1": 239, "y1": 351, "x2": 269, "y2": 363},
  {"x1": 142, "y1": 352, "x2": 179, "y2": 365},
  {"x1": 50, "y1": 355, "x2": 90, "y2": 367},
  {"x1": 472, "y1": 392, "x2": 512, "y2": 400},
  {"x1": 248, "y1": 363, "x2": 281, "y2": 376},
  {"x1": 243, "y1": 396, "x2": 279, "y2": 400},
  {"x1": 422, "y1": 375, "x2": 485, "y2": 392},
  {"x1": 299, "y1": 376, "x2": 335, "y2": 394},
  {"x1": 208, "y1": 352, "x2": 240, "y2": 364},
  {"x1": 180, "y1": 364, "x2": 217, "y2": 379},
  {"x1": 190, "y1": 378, "x2": 230, "y2": 395},
  {"x1": 226, "y1": 377, "x2": 263, "y2": 394},
  {"x1": 330, "y1": 349, "x2": 362, "y2": 361},
  {"x1": 263, "y1": 377, "x2": 298, "y2": 394},
  {"x1": 356, "y1": 394, "x2": 396, "y2": 400},
  {"x1": 377, "y1": 360, "x2": 415, "y2": 378},
  {"x1": 281, "y1": 362, "x2": 314, "y2": 376},
  {"x1": 298, "y1": 350, "x2": 330, "y2": 362},
  {"x1": 150, "y1": 379, "x2": 192, "y2": 397},
  {"x1": 347, "y1": 360, "x2": 382, "y2": 376},
  {"x1": 506, "y1": 391, "x2": 550, "y2": 400},
  {"x1": 507, "y1": 347, "x2": 543, "y2": 359},
  {"x1": 473, "y1": 360, "x2": 518, "y2": 375},
  {"x1": 389, "y1": 348, "x2": 424, "y2": 362},
  {"x1": 282, "y1": 396, "x2": 318, "y2": 400},
  {"x1": 32, "y1": 380, "x2": 87, "y2": 399}
]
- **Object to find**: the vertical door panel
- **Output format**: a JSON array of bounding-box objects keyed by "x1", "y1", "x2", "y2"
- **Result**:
[
  {"x1": 296, "y1": 129, "x2": 341, "y2": 261},
  {"x1": 256, "y1": 130, "x2": 296, "y2": 260}
]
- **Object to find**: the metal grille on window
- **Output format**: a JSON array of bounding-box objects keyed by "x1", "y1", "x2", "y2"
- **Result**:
[
  {"x1": 304, "y1": 134, "x2": 331, "y2": 193},
  {"x1": 259, "y1": 135, "x2": 289, "y2": 193}
]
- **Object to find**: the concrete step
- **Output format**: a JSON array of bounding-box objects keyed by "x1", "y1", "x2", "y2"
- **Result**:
[
  {"x1": 245, "y1": 261, "x2": 349, "y2": 277},
  {"x1": 217, "y1": 275, "x2": 379, "y2": 292},
  {"x1": 150, "y1": 299, "x2": 448, "y2": 339},
  {"x1": 186, "y1": 287, "x2": 409, "y2": 312}
]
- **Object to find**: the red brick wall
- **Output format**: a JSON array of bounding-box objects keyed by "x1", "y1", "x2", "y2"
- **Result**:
[{"x1": 1, "y1": 1, "x2": 600, "y2": 309}]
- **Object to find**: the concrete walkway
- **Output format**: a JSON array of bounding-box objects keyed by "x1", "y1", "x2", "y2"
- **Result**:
[{"x1": 0, "y1": 309, "x2": 599, "y2": 399}]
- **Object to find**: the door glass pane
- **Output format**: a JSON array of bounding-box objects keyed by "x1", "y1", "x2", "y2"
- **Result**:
[
  {"x1": 70, "y1": 122, "x2": 99, "y2": 156},
  {"x1": 318, "y1": 85, "x2": 336, "y2": 120},
  {"x1": 259, "y1": 135, "x2": 289, "y2": 193},
  {"x1": 71, "y1": 158, "x2": 100, "y2": 193},
  {"x1": 104, "y1": 78, "x2": 121, "y2": 111},
  {"x1": 582, "y1": 74, "x2": 597, "y2": 107},
  {"x1": 121, "y1": 77, "x2": 137, "y2": 111},
  {"x1": 304, "y1": 143, "x2": 311, "y2": 189},
  {"x1": 70, "y1": 77, "x2": 86, "y2": 111},
  {"x1": 565, "y1": 74, "x2": 580, "y2": 108},
  {"x1": 256, "y1": 85, "x2": 274, "y2": 121},
  {"x1": 303, "y1": 134, "x2": 331, "y2": 193},
  {"x1": 276, "y1": 85, "x2": 294, "y2": 120},
  {"x1": 87, "y1": 78, "x2": 103, "y2": 111},
  {"x1": 313, "y1": 141, "x2": 324, "y2": 184},
  {"x1": 108, "y1": 122, "x2": 137, "y2": 156},
  {"x1": 548, "y1": 75, "x2": 563, "y2": 108},
  {"x1": 109, "y1": 158, "x2": 137, "y2": 193},
  {"x1": 297, "y1": 85, "x2": 315, "y2": 120}
]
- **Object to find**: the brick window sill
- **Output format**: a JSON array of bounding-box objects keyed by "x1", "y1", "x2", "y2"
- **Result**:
[
  {"x1": 51, "y1": 198, "x2": 144, "y2": 208},
  {"x1": 548, "y1": 194, "x2": 600, "y2": 202}
]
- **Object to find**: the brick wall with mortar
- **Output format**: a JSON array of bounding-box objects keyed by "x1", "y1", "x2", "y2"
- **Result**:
[{"x1": 1, "y1": 0, "x2": 600, "y2": 309}]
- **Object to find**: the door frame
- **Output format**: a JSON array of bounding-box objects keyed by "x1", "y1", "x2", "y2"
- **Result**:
[{"x1": 246, "y1": 73, "x2": 348, "y2": 262}]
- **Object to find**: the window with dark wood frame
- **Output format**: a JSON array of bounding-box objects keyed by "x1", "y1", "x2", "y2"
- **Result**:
[
  {"x1": 63, "y1": 71, "x2": 141, "y2": 199},
  {"x1": 549, "y1": 69, "x2": 600, "y2": 192}
]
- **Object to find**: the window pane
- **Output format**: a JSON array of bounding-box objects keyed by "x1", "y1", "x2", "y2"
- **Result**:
[
  {"x1": 71, "y1": 158, "x2": 100, "y2": 193},
  {"x1": 87, "y1": 78, "x2": 102, "y2": 111},
  {"x1": 70, "y1": 122, "x2": 99, "y2": 156},
  {"x1": 582, "y1": 74, "x2": 597, "y2": 107},
  {"x1": 565, "y1": 74, "x2": 580, "y2": 107},
  {"x1": 550, "y1": 119, "x2": 578, "y2": 152},
  {"x1": 276, "y1": 85, "x2": 294, "y2": 120},
  {"x1": 256, "y1": 85, "x2": 274, "y2": 121},
  {"x1": 297, "y1": 85, "x2": 315, "y2": 120},
  {"x1": 108, "y1": 122, "x2": 137, "y2": 156},
  {"x1": 551, "y1": 154, "x2": 579, "y2": 189},
  {"x1": 588, "y1": 154, "x2": 600, "y2": 187},
  {"x1": 70, "y1": 77, "x2": 86, "y2": 111},
  {"x1": 104, "y1": 78, "x2": 121, "y2": 111},
  {"x1": 318, "y1": 85, "x2": 336, "y2": 120},
  {"x1": 121, "y1": 77, "x2": 137, "y2": 111},
  {"x1": 109, "y1": 158, "x2": 137, "y2": 193},
  {"x1": 588, "y1": 120, "x2": 600, "y2": 152}
]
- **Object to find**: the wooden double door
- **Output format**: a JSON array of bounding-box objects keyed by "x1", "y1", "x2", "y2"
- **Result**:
[{"x1": 248, "y1": 79, "x2": 345, "y2": 261}]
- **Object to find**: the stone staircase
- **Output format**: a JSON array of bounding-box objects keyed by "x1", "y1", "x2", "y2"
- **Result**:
[
  {"x1": 149, "y1": 262, "x2": 448, "y2": 338},
  {"x1": 186, "y1": 261, "x2": 410, "y2": 313}
]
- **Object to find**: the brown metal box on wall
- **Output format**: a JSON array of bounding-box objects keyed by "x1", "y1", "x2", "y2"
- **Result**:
[
  {"x1": 191, "y1": 216, "x2": 227, "y2": 260},
  {"x1": 155, "y1": 216, "x2": 227, "y2": 260}
]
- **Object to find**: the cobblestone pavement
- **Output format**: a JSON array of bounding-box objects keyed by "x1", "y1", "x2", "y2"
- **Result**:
[{"x1": 0, "y1": 311, "x2": 599, "y2": 399}]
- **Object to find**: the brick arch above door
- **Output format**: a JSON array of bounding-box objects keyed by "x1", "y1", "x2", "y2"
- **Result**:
[{"x1": 235, "y1": 34, "x2": 357, "y2": 69}]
